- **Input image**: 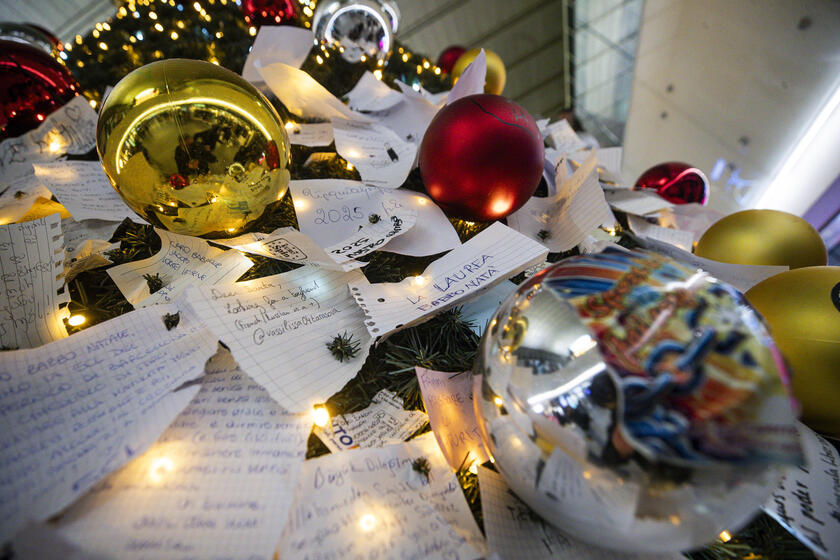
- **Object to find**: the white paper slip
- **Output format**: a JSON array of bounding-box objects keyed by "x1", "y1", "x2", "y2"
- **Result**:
[
  {"x1": 458, "y1": 280, "x2": 517, "y2": 335},
  {"x1": 181, "y1": 266, "x2": 372, "y2": 412},
  {"x1": 658, "y1": 203, "x2": 725, "y2": 242},
  {"x1": 368, "y1": 91, "x2": 440, "y2": 145},
  {"x1": 627, "y1": 214, "x2": 694, "y2": 251},
  {"x1": 605, "y1": 188, "x2": 675, "y2": 216},
  {"x1": 33, "y1": 161, "x2": 145, "y2": 223},
  {"x1": 763, "y1": 423, "x2": 840, "y2": 560},
  {"x1": 0, "y1": 174, "x2": 52, "y2": 225},
  {"x1": 0, "y1": 97, "x2": 98, "y2": 185},
  {"x1": 107, "y1": 228, "x2": 253, "y2": 306},
  {"x1": 277, "y1": 433, "x2": 487, "y2": 559},
  {"x1": 349, "y1": 222, "x2": 549, "y2": 338},
  {"x1": 289, "y1": 179, "x2": 460, "y2": 257},
  {"x1": 285, "y1": 121, "x2": 334, "y2": 147},
  {"x1": 544, "y1": 119, "x2": 587, "y2": 156},
  {"x1": 242, "y1": 25, "x2": 314, "y2": 82},
  {"x1": 507, "y1": 151, "x2": 615, "y2": 252},
  {"x1": 415, "y1": 367, "x2": 489, "y2": 471},
  {"x1": 333, "y1": 119, "x2": 417, "y2": 188},
  {"x1": 478, "y1": 467, "x2": 684, "y2": 560},
  {"x1": 0, "y1": 305, "x2": 219, "y2": 543},
  {"x1": 53, "y1": 348, "x2": 312, "y2": 560},
  {"x1": 0, "y1": 213, "x2": 69, "y2": 349},
  {"x1": 257, "y1": 62, "x2": 371, "y2": 122},
  {"x1": 446, "y1": 48, "x2": 487, "y2": 105},
  {"x1": 345, "y1": 71, "x2": 403, "y2": 112},
  {"x1": 61, "y1": 218, "x2": 118, "y2": 262},
  {"x1": 314, "y1": 388, "x2": 428, "y2": 452},
  {"x1": 584, "y1": 146, "x2": 623, "y2": 184},
  {"x1": 633, "y1": 235, "x2": 788, "y2": 292}
]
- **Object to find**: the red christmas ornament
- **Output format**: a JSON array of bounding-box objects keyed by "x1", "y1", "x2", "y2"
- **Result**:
[
  {"x1": 419, "y1": 94, "x2": 544, "y2": 222},
  {"x1": 24, "y1": 23, "x2": 63, "y2": 51},
  {"x1": 241, "y1": 0, "x2": 298, "y2": 26},
  {"x1": 437, "y1": 45, "x2": 466, "y2": 74},
  {"x1": 0, "y1": 40, "x2": 79, "y2": 142},
  {"x1": 634, "y1": 161, "x2": 709, "y2": 205}
]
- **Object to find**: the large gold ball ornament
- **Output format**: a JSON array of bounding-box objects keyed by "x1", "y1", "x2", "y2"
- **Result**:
[
  {"x1": 695, "y1": 209, "x2": 826, "y2": 270},
  {"x1": 97, "y1": 59, "x2": 290, "y2": 238},
  {"x1": 451, "y1": 48, "x2": 506, "y2": 95},
  {"x1": 746, "y1": 267, "x2": 840, "y2": 436}
]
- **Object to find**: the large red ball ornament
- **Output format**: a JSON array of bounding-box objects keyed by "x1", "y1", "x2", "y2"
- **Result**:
[
  {"x1": 635, "y1": 161, "x2": 709, "y2": 205},
  {"x1": 241, "y1": 0, "x2": 299, "y2": 25},
  {"x1": 0, "y1": 40, "x2": 79, "y2": 141},
  {"x1": 437, "y1": 45, "x2": 466, "y2": 74},
  {"x1": 419, "y1": 94, "x2": 544, "y2": 222}
]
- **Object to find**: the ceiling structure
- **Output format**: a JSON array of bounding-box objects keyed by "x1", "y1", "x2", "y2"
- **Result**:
[{"x1": 0, "y1": 0, "x2": 115, "y2": 44}]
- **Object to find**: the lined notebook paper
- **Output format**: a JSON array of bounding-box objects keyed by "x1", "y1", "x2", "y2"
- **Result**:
[
  {"x1": 0, "y1": 213, "x2": 69, "y2": 348},
  {"x1": 0, "y1": 305, "x2": 219, "y2": 543},
  {"x1": 605, "y1": 189, "x2": 675, "y2": 216},
  {"x1": 53, "y1": 348, "x2": 311, "y2": 560},
  {"x1": 350, "y1": 221, "x2": 548, "y2": 338},
  {"x1": 332, "y1": 119, "x2": 416, "y2": 188},
  {"x1": 627, "y1": 214, "x2": 694, "y2": 251},
  {"x1": 181, "y1": 266, "x2": 371, "y2": 412}
]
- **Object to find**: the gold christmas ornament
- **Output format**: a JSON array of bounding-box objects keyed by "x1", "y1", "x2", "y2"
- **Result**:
[
  {"x1": 695, "y1": 209, "x2": 826, "y2": 270},
  {"x1": 97, "y1": 59, "x2": 290, "y2": 237},
  {"x1": 451, "y1": 48, "x2": 506, "y2": 95},
  {"x1": 745, "y1": 266, "x2": 840, "y2": 436}
]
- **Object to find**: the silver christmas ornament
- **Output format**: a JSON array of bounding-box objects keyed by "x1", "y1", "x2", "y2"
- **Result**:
[
  {"x1": 311, "y1": 0, "x2": 398, "y2": 64},
  {"x1": 0, "y1": 22, "x2": 55, "y2": 57}
]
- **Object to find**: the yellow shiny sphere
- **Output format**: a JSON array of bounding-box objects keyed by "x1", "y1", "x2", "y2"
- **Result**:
[
  {"x1": 97, "y1": 59, "x2": 290, "y2": 238},
  {"x1": 451, "y1": 48, "x2": 506, "y2": 95},
  {"x1": 695, "y1": 209, "x2": 826, "y2": 269},
  {"x1": 745, "y1": 267, "x2": 840, "y2": 436}
]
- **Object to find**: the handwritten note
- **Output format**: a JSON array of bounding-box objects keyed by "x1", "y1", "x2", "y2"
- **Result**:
[
  {"x1": 52, "y1": 348, "x2": 312, "y2": 560},
  {"x1": 33, "y1": 161, "x2": 144, "y2": 223},
  {"x1": 415, "y1": 367, "x2": 489, "y2": 470},
  {"x1": 0, "y1": 96, "x2": 97, "y2": 185},
  {"x1": 345, "y1": 71, "x2": 403, "y2": 112},
  {"x1": 605, "y1": 188, "x2": 674, "y2": 216},
  {"x1": 61, "y1": 217, "x2": 118, "y2": 281},
  {"x1": 627, "y1": 214, "x2": 694, "y2": 251},
  {"x1": 507, "y1": 152, "x2": 615, "y2": 252},
  {"x1": 285, "y1": 122, "x2": 334, "y2": 147},
  {"x1": 0, "y1": 173, "x2": 52, "y2": 225},
  {"x1": 314, "y1": 388, "x2": 428, "y2": 452},
  {"x1": 181, "y1": 266, "x2": 371, "y2": 412},
  {"x1": 0, "y1": 305, "x2": 219, "y2": 542},
  {"x1": 242, "y1": 25, "x2": 315, "y2": 82},
  {"x1": 764, "y1": 423, "x2": 840, "y2": 560},
  {"x1": 332, "y1": 119, "x2": 416, "y2": 187},
  {"x1": 478, "y1": 466, "x2": 683, "y2": 560},
  {"x1": 289, "y1": 179, "x2": 460, "y2": 257},
  {"x1": 350, "y1": 222, "x2": 548, "y2": 338},
  {"x1": 0, "y1": 213, "x2": 69, "y2": 349},
  {"x1": 107, "y1": 228, "x2": 253, "y2": 306},
  {"x1": 277, "y1": 433, "x2": 487, "y2": 559},
  {"x1": 544, "y1": 119, "x2": 586, "y2": 156},
  {"x1": 632, "y1": 235, "x2": 788, "y2": 292}
]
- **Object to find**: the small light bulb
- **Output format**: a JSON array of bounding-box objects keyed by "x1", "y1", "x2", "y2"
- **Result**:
[
  {"x1": 346, "y1": 162, "x2": 354, "y2": 171},
  {"x1": 89, "y1": 99, "x2": 97, "y2": 109},
  {"x1": 493, "y1": 396, "x2": 504, "y2": 406},
  {"x1": 468, "y1": 463, "x2": 478, "y2": 474},
  {"x1": 98, "y1": 41, "x2": 108, "y2": 50},
  {"x1": 312, "y1": 406, "x2": 329, "y2": 427},
  {"x1": 249, "y1": 26, "x2": 257, "y2": 36},
  {"x1": 359, "y1": 514, "x2": 376, "y2": 532},
  {"x1": 413, "y1": 276, "x2": 425, "y2": 286},
  {"x1": 316, "y1": 55, "x2": 323, "y2": 64},
  {"x1": 434, "y1": 67, "x2": 441, "y2": 75},
  {"x1": 285, "y1": 121, "x2": 296, "y2": 131},
  {"x1": 170, "y1": 31, "x2": 178, "y2": 40},
  {"x1": 373, "y1": 69, "x2": 382, "y2": 80},
  {"x1": 423, "y1": 60, "x2": 430, "y2": 69},
  {"x1": 68, "y1": 314, "x2": 86, "y2": 327},
  {"x1": 154, "y1": 23, "x2": 163, "y2": 31},
  {"x1": 719, "y1": 531, "x2": 732, "y2": 542}
]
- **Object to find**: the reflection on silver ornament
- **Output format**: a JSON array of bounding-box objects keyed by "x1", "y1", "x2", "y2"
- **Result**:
[
  {"x1": 474, "y1": 247, "x2": 802, "y2": 554},
  {"x1": 312, "y1": 0, "x2": 399, "y2": 64}
]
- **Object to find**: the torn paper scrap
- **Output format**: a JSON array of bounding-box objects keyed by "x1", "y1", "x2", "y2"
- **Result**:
[
  {"x1": 345, "y1": 71, "x2": 403, "y2": 112},
  {"x1": 0, "y1": 174, "x2": 52, "y2": 225},
  {"x1": 285, "y1": 122, "x2": 334, "y2": 147},
  {"x1": 242, "y1": 25, "x2": 314, "y2": 82},
  {"x1": 332, "y1": 119, "x2": 416, "y2": 188},
  {"x1": 627, "y1": 214, "x2": 694, "y2": 251}
]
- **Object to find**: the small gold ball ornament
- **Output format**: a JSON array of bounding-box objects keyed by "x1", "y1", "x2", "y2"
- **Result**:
[
  {"x1": 97, "y1": 59, "x2": 290, "y2": 237},
  {"x1": 695, "y1": 209, "x2": 826, "y2": 269},
  {"x1": 746, "y1": 266, "x2": 840, "y2": 436},
  {"x1": 451, "y1": 48, "x2": 506, "y2": 95}
]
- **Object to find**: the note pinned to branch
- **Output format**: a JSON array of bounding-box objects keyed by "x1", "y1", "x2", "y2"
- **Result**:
[
  {"x1": 332, "y1": 119, "x2": 416, "y2": 188},
  {"x1": 242, "y1": 25, "x2": 315, "y2": 82},
  {"x1": 350, "y1": 222, "x2": 548, "y2": 338},
  {"x1": 52, "y1": 349, "x2": 312, "y2": 560},
  {"x1": 288, "y1": 179, "x2": 460, "y2": 257},
  {"x1": 107, "y1": 228, "x2": 252, "y2": 307},
  {"x1": 277, "y1": 434, "x2": 487, "y2": 559},
  {"x1": 0, "y1": 305, "x2": 219, "y2": 543},
  {"x1": 181, "y1": 266, "x2": 372, "y2": 412},
  {"x1": 33, "y1": 161, "x2": 145, "y2": 223},
  {"x1": 314, "y1": 389, "x2": 428, "y2": 452},
  {"x1": 0, "y1": 213, "x2": 69, "y2": 349},
  {"x1": 415, "y1": 367, "x2": 489, "y2": 471}
]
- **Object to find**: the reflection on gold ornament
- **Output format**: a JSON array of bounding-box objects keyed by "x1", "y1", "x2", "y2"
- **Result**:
[
  {"x1": 97, "y1": 59, "x2": 290, "y2": 238},
  {"x1": 451, "y1": 48, "x2": 506, "y2": 95},
  {"x1": 695, "y1": 209, "x2": 826, "y2": 269},
  {"x1": 746, "y1": 266, "x2": 840, "y2": 436}
]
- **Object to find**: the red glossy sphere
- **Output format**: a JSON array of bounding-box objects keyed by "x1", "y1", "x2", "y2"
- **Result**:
[
  {"x1": 437, "y1": 45, "x2": 466, "y2": 74},
  {"x1": 634, "y1": 161, "x2": 709, "y2": 205},
  {"x1": 241, "y1": 0, "x2": 299, "y2": 25},
  {"x1": 0, "y1": 40, "x2": 79, "y2": 141},
  {"x1": 419, "y1": 94, "x2": 544, "y2": 222}
]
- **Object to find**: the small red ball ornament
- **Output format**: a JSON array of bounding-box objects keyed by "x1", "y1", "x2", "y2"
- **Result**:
[
  {"x1": 634, "y1": 161, "x2": 709, "y2": 205},
  {"x1": 437, "y1": 45, "x2": 466, "y2": 74},
  {"x1": 419, "y1": 94, "x2": 544, "y2": 222},
  {"x1": 241, "y1": 0, "x2": 299, "y2": 26},
  {"x1": 0, "y1": 40, "x2": 79, "y2": 141}
]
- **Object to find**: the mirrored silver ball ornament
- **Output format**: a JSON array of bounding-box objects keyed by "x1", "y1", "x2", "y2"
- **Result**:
[
  {"x1": 473, "y1": 248, "x2": 802, "y2": 554},
  {"x1": 311, "y1": 0, "x2": 398, "y2": 64}
]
